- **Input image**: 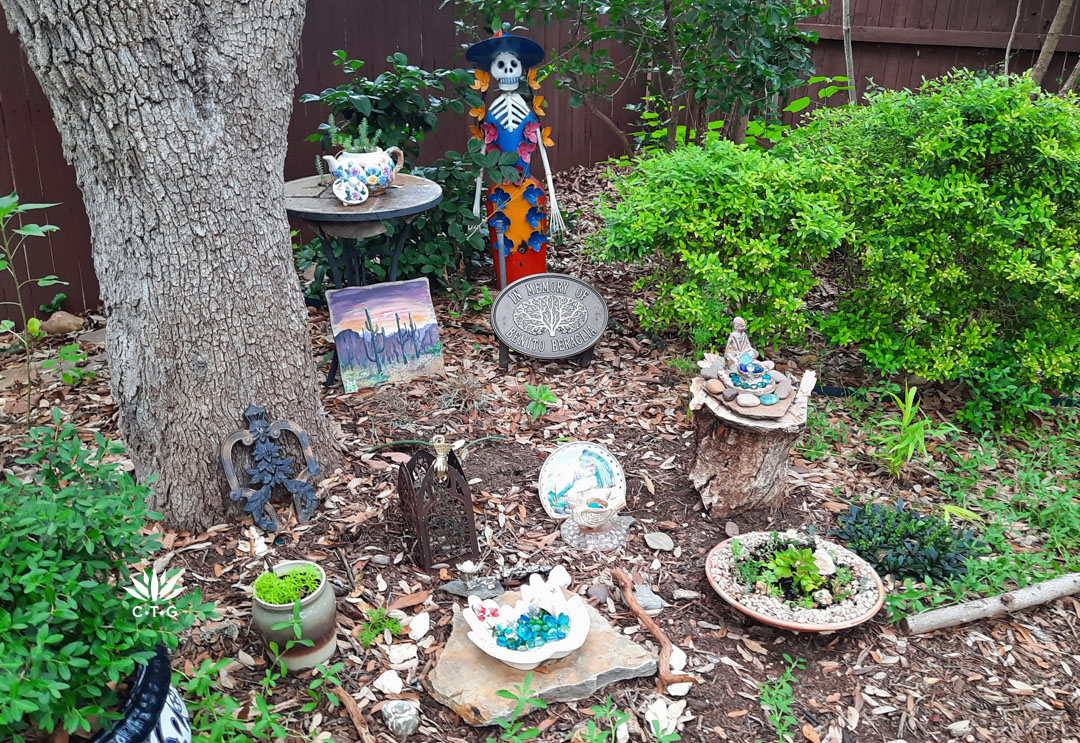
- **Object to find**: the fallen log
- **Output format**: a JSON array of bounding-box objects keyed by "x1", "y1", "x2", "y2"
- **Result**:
[{"x1": 902, "y1": 572, "x2": 1080, "y2": 635}]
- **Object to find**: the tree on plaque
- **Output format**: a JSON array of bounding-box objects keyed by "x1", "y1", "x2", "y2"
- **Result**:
[
  {"x1": 221, "y1": 405, "x2": 320, "y2": 532},
  {"x1": 397, "y1": 436, "x2": 480, "y2": 571},
  {"x1": 514, "y1": 294, "x2": 588, "y2": 337}
]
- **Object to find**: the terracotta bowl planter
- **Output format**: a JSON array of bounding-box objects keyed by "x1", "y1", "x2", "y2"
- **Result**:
[
  {"x1": 251, "y1": 560, "x2": 338, "y2": 671},
  {"x1": 705, "y1": 533, "x2": 885, "y2": 632}
]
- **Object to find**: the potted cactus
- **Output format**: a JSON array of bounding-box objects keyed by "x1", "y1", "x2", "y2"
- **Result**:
[{"x1": 251, "y1": 560, "x2": 338, "y2": 671}]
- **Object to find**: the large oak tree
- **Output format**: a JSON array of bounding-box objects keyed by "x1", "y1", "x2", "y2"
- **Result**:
[{"x1": 2, "y1": 0, "x2": 341, "y2": 528}]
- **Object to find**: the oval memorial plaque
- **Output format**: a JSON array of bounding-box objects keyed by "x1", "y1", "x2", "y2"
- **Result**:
[{"x1": 490, "y1": 273, "x2": 608, "y2": 360}]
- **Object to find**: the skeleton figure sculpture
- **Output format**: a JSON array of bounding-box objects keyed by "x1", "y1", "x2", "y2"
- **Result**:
[{"x1": 466, "y1": 32, "x2": 565, "y2": 288}]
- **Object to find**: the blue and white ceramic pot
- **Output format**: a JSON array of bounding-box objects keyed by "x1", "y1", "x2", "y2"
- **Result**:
[{"x1": 91, "y1": 644, "x2": 191, "y2": 743}]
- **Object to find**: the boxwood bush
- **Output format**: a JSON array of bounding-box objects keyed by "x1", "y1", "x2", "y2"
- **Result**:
[
  {"x1": 597, "y1": 72, "x2": 1080, "y2": 425},
  {"x1": 593, "y1": 140, "x2": 850, "y2": 347},
  {"x1": 0, "y1": 412, "x2": 213, "y2": 741},
  {"x1": 784, "y1": 72, "x2": 1080, "y2": 426}
]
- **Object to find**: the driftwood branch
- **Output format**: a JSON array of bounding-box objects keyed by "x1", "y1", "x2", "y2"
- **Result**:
[
  {"x1": 611, "y1": 568, "x2": 698, "y2": 692},
  {"x1": 902, "y1": 573, "x2": 1080, "y2": 635},
  {"x1": 1004, "y1": 0, "x2": 1024, "y2": 75},
  {"x1": 331, "y1": 687, "x2": 377, "y2": 743}
]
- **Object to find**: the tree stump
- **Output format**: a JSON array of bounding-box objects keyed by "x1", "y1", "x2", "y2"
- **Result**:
[{"x1": 688, "y1": 372, "x2": 816, "y2": 516}]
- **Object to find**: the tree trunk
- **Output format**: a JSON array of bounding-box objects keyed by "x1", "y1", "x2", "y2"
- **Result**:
[
  {"x1": 1, "y1": 0, "x2": 342, "y2": 529},
  {"x1": 1030, "y1": 0, "x2": 1076, "y2": 87},
  {"x1": 841, "y1": 0, "x2": 857, "y2": 104}
]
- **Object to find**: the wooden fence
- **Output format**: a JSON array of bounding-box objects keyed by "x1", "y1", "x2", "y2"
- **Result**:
[{"x1": 3, "y1": 0, "x2": 1080, "y2": 318}]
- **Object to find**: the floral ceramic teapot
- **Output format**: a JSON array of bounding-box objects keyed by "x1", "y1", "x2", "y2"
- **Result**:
[{"x1": 323, "y1": 146, "x2": 404, "y2": 206}]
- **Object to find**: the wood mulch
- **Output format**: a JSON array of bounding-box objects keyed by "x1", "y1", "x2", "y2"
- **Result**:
[{"x1": 1, "y1": 165, "x2": 1079, "y2": 743}]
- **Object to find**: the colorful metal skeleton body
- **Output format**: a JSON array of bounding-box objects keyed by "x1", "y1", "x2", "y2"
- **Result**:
[{"x1": 466, "y1": 33, "x2": 565, "y2": 288}]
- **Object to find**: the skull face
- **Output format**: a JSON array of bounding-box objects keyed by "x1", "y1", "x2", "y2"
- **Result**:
[{"x1": 491, "y1": 51, "x2": 523, "y2": 91}]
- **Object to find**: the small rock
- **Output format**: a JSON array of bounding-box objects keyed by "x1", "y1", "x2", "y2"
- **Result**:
[
  {"x1": 813, "y1": 547, "x2": 837, "y2": 576},
  {"x1": 40, "y1": 311, "x2": 84, "y2": 335},
  {"x1": 370, "y1": 554, "x2": 391, "y2": 566},
  {"x1": 441, "y1": 578, "x2": 504, "y2": 600},
  {"x1": 386, "y1": 643, "x2": 417, "y2": 665},
  {"x1": 644, "y1": 532, "x2": 675, "y2": 551},
  {"x1": 587, "y1": 583, "x2": 611, "y2": 604},
  {"x1": 736, "y1": 393, "x2": 760, "y2": 407},
  {"x1": 724, "y1": 521, "x2": 740, "y2": 537},
  {"x1": 630, "y1": 583, "x2": 670, "y2": 615},
  {"x1": 672, "y1": 589, "x2": 701, "y2": 600},
  {"x1": 721, "y1": 387, "x2": 738, "y2": 402},
  {"x1": 373, "y1": 669, "x2": 404, "y2": 695},
  {"x1": 407, "y1": 612, "x2": 430, "y2": 641},
  {"x1": 813, "y1": 589, "x2": 833, "y2": 607},
  {"x1": 667, "y1": 646, "x2": 693, "y2": 697},
  {"x1": 76, "y1": 327, "x2": 106, "y2": 345},
  {"x1": 700, "y1": 367, "x2": 718, "y2": 380},
  {"x1": 775, "y1": 375, "x2": 792, "y2": 400},
  {"x1": 381, "y1": 699, "x2": 420, "y2": 738},
  {"x1": 705, "y1": 379, "x2": 725, "y2": 396}
]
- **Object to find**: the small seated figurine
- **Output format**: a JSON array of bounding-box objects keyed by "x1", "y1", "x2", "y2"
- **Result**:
[
  {"x1": 699, "y1": 316, "x2": 795, "y2": 409},
  {"x1": 725, "y1": 316, "x2": 775, "y2": 376}
]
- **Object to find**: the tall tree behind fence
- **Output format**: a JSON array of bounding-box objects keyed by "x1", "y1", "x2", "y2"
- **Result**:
[{"x1": 3, "y1": 0, "x2": 1080, "y2": 319}]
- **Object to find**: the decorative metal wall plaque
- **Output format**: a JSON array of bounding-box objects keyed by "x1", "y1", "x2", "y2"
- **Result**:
[
  {"x1": 490, "y1": 273, "x2": 607, "y2": 361},
  {"x1": 221, "y1": 405, "x2": 320, "y2": 532},
  {"x1": 397, "y1": 436, "x2": 480, "y2": 572}
]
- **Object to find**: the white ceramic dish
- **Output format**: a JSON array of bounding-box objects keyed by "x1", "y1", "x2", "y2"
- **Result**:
[{"x1": 462, "y1": 570, "x2": 590, "y2": 670}]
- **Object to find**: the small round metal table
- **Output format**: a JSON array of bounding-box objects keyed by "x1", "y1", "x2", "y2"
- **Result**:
[
  {"x1": 285, "y1": 173, "x2": 443, "y2": 288},
  {"x1": 284, "y1": 173, "x2": 443, "y2": 385}
]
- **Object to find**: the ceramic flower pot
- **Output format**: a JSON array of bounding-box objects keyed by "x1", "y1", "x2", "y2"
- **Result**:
[
  {"x1": 323, "y1": 147, "x2": 404, "y2": 206},
  {"x1": 251, "y1": 560, "x2": 338, "y2": 671},
  {"x1": 91, "y1": 644, "x2": 191, "y2": 743}
]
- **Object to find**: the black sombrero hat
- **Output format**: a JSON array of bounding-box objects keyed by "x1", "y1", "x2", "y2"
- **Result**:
[{"x1": 465, "y1": 33, "x2": 544, "y2": 71}]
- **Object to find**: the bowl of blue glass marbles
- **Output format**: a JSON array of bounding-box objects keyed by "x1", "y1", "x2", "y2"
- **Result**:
[{"x1": 462, "y1": 569, "x2": 590, "y2": 670}]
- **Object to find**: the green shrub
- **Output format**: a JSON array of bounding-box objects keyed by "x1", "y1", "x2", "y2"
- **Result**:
[
  {"x1": 253, "y1": 565, "x2": 323, "y2": 605},
  {"x1": 594, "y1": 141, "x2": 849, "y2": 348},
  {"x1": 0, "y1": 411, "x2": 213, "y2": 741},
  {"x1": 782, "y1": 72, "x2": 1080, "y2": 422},
  {"x1": 830, "y1": 500, "x2": 987, "y2": 581}
]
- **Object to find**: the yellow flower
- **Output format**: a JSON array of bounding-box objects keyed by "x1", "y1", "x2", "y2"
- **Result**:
[
  {"x1": 469, "y1": 103, "x2": 487, "y2": 120},
  {"x1": 541, "y1": 126, "x2": 554, "y2": 148},
  {"x1": 533, "y1": 95, "x2": 545, "y2": 116},
  {"x1": 472, "y1": 69, "x2": 491, "y2": 93},
  {"x1": 527, "y1": 69, "x2": 541, "y2": 91},
  {"x1": 469, "y1": 126, "x2": 483, "y2": 140},
  {"x1": 366, "y1": 174, "x2": 379, "y2": 186}
]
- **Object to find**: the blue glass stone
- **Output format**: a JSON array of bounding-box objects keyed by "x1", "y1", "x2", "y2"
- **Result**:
[
  {"x1": 497, "y1": 637, "x2": 507, "y2": 647},
  {"x1": 760, "y1": 393, "x2": 780, "y2": 406},
  {"x1": 763, "y1": 373, "x2": 771, "y2": 381},
  {"x1": 558, "y1": 614, "x2": 570, "y2": 626},
  {"x1": 556, "y1": 630, "x2": 566, "y2": 640}
]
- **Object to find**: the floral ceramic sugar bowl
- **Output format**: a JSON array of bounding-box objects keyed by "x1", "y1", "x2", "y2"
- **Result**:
[{"x1": 462, "y1": 567, "x2": 590, "y2": 670}]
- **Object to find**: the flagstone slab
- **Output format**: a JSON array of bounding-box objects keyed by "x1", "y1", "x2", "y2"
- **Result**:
[{"x1": 426, "y1": 592, "x2": 657, "y2": 726}]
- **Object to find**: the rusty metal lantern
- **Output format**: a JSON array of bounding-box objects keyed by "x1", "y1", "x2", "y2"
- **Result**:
[{"x1": 397, "y1": 435, "x2": 480, "y2": 571}]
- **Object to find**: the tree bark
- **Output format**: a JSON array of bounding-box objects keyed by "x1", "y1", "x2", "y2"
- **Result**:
[
  {"x1": 1, "y1": 0, "x2": 342, "y2": 528},
  {"x1": 1030, "y1": 0, "x2": 1076, "y2": 87},
  {"x1": 841, "y1": 0, "x2": 857, "y2": 104},
  {"x1": 688, "y1": 373, "x2": 815, "y2": 517},
  {"x1": 1061, "y1": 57, "x2": 1080, "y2": 94}
]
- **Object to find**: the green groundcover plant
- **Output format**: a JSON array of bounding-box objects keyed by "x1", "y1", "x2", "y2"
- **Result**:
[{"x1": 0, "y1": 411, "x2": 214, "y2": 741}]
